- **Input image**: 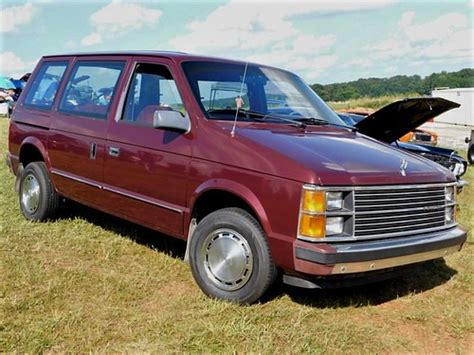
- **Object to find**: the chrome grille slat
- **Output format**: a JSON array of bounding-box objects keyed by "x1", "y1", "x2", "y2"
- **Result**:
[
  {"x1": 355, "y1": 194, "x2": 445, "y2": 203},
  {"x1": 353, "y1": 184, "x2": 450, "y2": 238},
  {"x1": 356, "y1": 210, "x2": 444, "y2": 221},
  {"x1": 356, "y1": 215, "x2": 444, "y2": 227},
  {"x1": 355, "y1": 206, "x2": 446, "y2": 215},
  {"x1": 355, "y1": 200, "x2": 445, "y2": 210},
  {"x1": 356, "y1": 222, "x2": 446, "y2": 236},
  {"x1": 355, "y1": 191, "x2": 445, "y2": 197}
]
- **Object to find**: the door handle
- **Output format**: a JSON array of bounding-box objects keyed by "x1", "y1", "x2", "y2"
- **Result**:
[
  {"x1": 89, "y1": 143, "x2": 97, "y2": 160},
  {"x1": 109, "y1": 147, "x2": 120, "y2": 157}
]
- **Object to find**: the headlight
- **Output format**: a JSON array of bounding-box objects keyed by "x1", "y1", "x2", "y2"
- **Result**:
[
  {"x1": 445, "y1": 206, "x2": 455, "y2": 224},
  {"x1": 326, "y1": 192, "x2": 343, "y2": 210},
  {"x1": 298, "y1": 186, "x2": 350, "y2": 240},
  {"x1": 326, "y1": 217, "x2": 344, "y2": 235},
  {"x1": 445, "y1": 186, "x2": 454, "y2": 203},
  {"x1": 451, "y1": 163, "x2": 465, "y2": 177},
  {"x1": 444, "y1": 186, "x2": 456, "y2": 225}
]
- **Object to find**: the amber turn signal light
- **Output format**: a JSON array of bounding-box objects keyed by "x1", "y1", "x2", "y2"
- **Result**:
[
  {"x1": 302, "y1": 190, "x2": 325, "y2": 213},
  {"x1": 299, "y1": 214, "x2": 326, "y2": 239}
]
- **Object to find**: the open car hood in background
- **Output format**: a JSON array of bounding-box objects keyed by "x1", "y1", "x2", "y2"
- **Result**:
[{"x1": 354, "y1": 97, "x2": 460, "y2": 143}]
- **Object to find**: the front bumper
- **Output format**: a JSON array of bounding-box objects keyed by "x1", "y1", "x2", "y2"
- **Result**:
[{"x1": 293, "y1": 227, "x2": 466, "y2": 276}]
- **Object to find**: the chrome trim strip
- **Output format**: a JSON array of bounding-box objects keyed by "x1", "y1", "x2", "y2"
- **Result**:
[
  {"x1": 51, "y1": 169, "x2": 102, "y2": 189},
  {"x1": 353, "y1": 182, "x2": 457, "y2": 190},
  {"x1": 102, "y1": 185, "x2": 183, "y2": 214},
  {"x1": 298, "y1": 224, "x2": 458, "y2": 242},
  {"x1": 303, "y1": 182, "x2": 457, "y2": 191},
  {"x1": 51, "y1": 168, "x2": 183, "y2": 214},
  {"x1": 330, "y1": 245, "x2": 461, "y2": 274}
]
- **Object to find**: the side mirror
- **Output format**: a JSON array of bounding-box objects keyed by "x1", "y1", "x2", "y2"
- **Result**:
[
  {"x1": 465, "y1": 137, "x2": 471, "y2": 144},
  {"x1": 153, "y1": 110, "x2": 191, "y2": 133}
]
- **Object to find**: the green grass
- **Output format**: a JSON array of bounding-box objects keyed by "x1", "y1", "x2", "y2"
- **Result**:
[
  {"x1": 0, "y1": 118, "x2": 472, "y2": 353},
  {"x1": 328, "y1": 94, "x2": 418, "y2": 111}
]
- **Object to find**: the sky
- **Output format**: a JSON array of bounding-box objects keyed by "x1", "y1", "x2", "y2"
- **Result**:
[{"x1": 0, "y1": 0, "x2": 473, "y2": 84}]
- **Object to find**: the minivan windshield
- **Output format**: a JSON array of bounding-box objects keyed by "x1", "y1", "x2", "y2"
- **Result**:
[{"x1": 182, "y1": 61, "x2": 344, "y2": 126}]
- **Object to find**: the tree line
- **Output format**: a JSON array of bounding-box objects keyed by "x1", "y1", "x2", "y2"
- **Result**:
[{"x1": 311, "y1": 68, "x2": 474, "y2": 102}]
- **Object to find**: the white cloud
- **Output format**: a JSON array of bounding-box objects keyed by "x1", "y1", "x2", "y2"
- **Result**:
[
  {"x1": 81, "y1": 0, "x2": 162, "y2": 46},
  {"x1": 0, "y1": 52, "x2": 35, "y2": 77},
  {"x1": 368, "y1": 11, "x2": 473, "y2": 66},
  {"x1": 81, "y1": 32, "x2": 103, "y2": 46},
  {"x1": 0, "y1": 2, "x2": 36, "y2": 33},
  {"x1": 169, "y1": 1, "x2": 394, "y2": 80},
  {"x1": 401, "y1": 12, "x2": 468, "y2": 42},
  {"x1": 171, "y1": 1, "x2": 392, "y2": 53}
]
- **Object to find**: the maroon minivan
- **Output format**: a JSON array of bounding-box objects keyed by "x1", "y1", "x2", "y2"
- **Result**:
[{"x1": 6, "y1": 51, "x2": 466, "y2": 303}]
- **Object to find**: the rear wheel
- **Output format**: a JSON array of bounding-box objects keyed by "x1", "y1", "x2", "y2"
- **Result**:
[
  {"x1": 189, "y1": 208, "x2": 276, "y2": 304},
  {"x1": 19, "y1": 162, "x2": 60, "y2": 221}
]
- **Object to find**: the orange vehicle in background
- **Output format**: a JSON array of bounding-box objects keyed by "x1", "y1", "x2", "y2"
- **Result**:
[{"x1": 338, "y1": 108, "x2": 438, "y2": 145}]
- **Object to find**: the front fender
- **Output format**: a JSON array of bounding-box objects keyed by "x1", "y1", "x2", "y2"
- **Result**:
[{"x1": 187, "y1": 178, "x2": 272, "y2": 237}]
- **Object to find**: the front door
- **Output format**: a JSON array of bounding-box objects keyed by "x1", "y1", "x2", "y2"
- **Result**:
[
  {"x1": 103, "y1": 60, "x2": 194, "y2": 237},
  {"x1": 49, "y1": 58, "x2": 128, "y2": 208}
]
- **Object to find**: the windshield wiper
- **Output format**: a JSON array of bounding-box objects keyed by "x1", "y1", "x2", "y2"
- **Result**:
[
  {"x1": 293, "y1": 117, "x2": 357, "y2": 131},
  {"x1": 208, "y1": 108, "x2": 305, "y2": 128}
]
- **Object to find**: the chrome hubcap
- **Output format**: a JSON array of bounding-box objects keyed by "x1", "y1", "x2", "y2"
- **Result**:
[
  {"x1": 201, "y1": 228, "x2": 253, "y2": 291},
  {"x1": 21, "y1": 174, "x2": 41, "y2": 214}
]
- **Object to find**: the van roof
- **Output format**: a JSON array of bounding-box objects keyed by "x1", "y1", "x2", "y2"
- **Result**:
[
  {"x1": 43, "y1": 50, "x2": 248, "y2": 64},
  {"x1": 42, "y1": 50, "x2": 290, "y2": 75},
  {"x1": 44, "y1": 50, "x2": 188, "y2": 58}
]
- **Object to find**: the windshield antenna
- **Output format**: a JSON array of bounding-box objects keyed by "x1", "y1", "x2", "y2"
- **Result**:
[{"x1": 231, "y1": 61, "x2": 249, "y2": 137}]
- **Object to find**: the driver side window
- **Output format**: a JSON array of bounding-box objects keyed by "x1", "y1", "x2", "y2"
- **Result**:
[{"x1": 122, "y1": 63, "x2": 186, "y2": 127}]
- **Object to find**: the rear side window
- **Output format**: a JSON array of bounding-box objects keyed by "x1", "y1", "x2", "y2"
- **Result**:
[
  {"x1": 24, "y1": 61, "x2": 68, "y2": 109},
  {"x1": 58, "y1": 61, "x2": 125, "y2": 119}
]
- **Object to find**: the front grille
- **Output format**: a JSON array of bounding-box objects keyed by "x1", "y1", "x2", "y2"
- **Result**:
[
  {"x1": 415, "y1": 132, "x2": 432, "y2": 142},
  {"x1": 354, "y1": 185, "x2": 448, "y2": 238}
]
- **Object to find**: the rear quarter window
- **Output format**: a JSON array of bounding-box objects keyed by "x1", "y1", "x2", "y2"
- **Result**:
[
  {"x1": 23, "y1": 61, "x2": 68, "y2": 110},
  {"x1": 58, "y1": 61, "x2": 125, "y2": 119}
]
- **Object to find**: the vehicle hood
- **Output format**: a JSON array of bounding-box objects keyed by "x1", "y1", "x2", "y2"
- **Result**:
[
  {"x1": 203, "y1": 122, "x2": 455, "y2": 185},
  {"x1": 355, "y1": 97, "x2": 460, "y2": 143}
]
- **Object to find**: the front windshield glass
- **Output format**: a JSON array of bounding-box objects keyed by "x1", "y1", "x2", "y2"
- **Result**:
[{"x1": 182, "y1": 61, "x2": 344, "y2": 125}]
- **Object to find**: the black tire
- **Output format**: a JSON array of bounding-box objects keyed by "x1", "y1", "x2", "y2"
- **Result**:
[
  {"x1": 189, "y1": 207, "x2": 276, "y2": 304},
  {"x1": 19, "y1": 162, "x2": 60, "y2": 221},
  {"x1": 468, "y1": 143, "x2": 474, "y2": 165}
]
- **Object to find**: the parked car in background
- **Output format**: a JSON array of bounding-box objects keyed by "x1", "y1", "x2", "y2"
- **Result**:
[
  {"x1": 338, "y1": 108, "x2": 438, "y2": 145},
  {"x1": 337, "y1": 103, "x2": 467, "y2": 180},
  {"x1": 6, "y1": 52, "x2": 467, "y2": 303},
  {"x1": 466, "y1": 130, "x2": 474, "y2": 165},
  {"x1": 0, "y1": 73, "x2": 30, "y2": 117}
]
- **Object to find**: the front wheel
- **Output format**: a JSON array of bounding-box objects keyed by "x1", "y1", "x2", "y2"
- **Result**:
[
  {"x1": 189, "y1": 208, "x2": 276, "y2": 304},
  {"x1": 19, "y1": 162, "x2": 60, "y2": 221}
]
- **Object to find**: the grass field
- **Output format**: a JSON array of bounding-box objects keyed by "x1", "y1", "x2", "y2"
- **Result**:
[
  {"x1": 0, "y1": 118, "x2": 472, "y2": 353},
  {"x1": 328, "y1": 94, "x2": 418, "y2": 111}
]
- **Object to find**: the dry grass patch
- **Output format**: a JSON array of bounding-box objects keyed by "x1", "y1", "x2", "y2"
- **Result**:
[{"x1": 0, "y1": 118, "x2": 472, "y2": 353}]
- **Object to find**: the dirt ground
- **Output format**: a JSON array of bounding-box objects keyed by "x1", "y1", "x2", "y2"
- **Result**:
[{"x1": 421, "y1": 122, "x2": 473, "y2": 150}]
